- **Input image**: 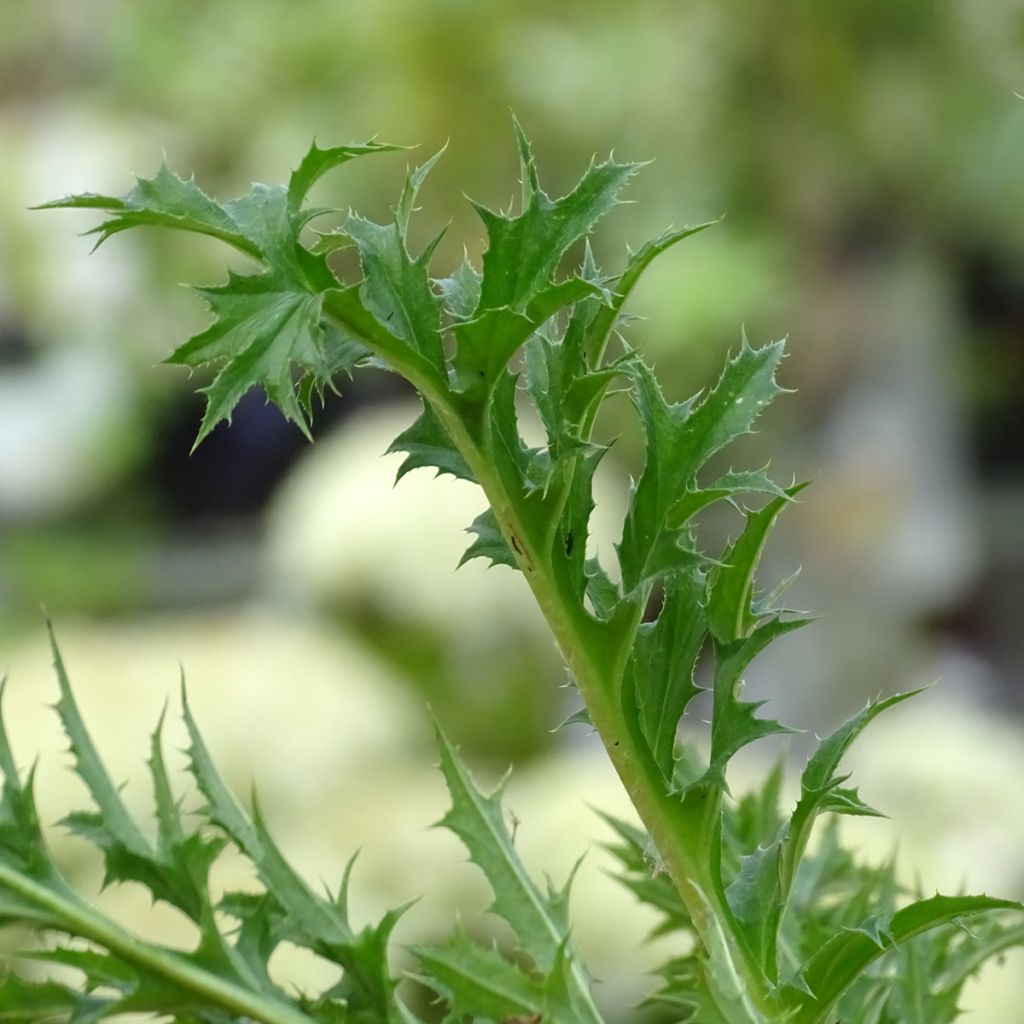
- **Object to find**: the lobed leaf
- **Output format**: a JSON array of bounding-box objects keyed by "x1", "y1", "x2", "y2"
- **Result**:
[
  {"x1": 0, "y1": 633, "x2": 421, "y2": 1024},
  {"x1": 413, "y1": 931, "x2": 548, "y2": 1024},
  {"x1": 783, "y1": 894, "x2": 1024, "y2": 1024},
  {"x1": 779, "y1": 689, "x2": 925, "y2": 907},
  {"x1": 288, "y1": 140, "x2": 400, "y2": 213},
  {"x1": 704, "y1": 484, "x2": 805, "y2": 645},
  {"x1": 342, "y1": 213, "x2": 445, "y2": 375},
  {"x1": 450, "y1": 126, "x2": 638, "y2": 394},
  {"x1": 387, "y1": 403, "x2": 476, "y2": 483},
  {"x1": 171, "y1": 271, "x2": 337, "y2": 445},
  {"x1": 432, "y1": 727, "x2": 602, "y2": 1024},
  {"x1": 40, "y1": 142, "x2": 393, "y2": 443},
  {"x1": 626, "y1": 571, "x2": 706, "y2": 781},
  {"x1": 619, "y1": 340, "x2": 789, "y2": 596}
]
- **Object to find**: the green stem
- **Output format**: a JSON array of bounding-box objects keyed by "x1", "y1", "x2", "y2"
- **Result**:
[{"x1": 322, "y1": 298, "x2": 778, "y2": 1018}]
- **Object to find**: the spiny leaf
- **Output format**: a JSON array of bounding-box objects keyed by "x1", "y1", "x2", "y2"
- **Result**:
[
  {"x1": 668, "y1": 468, "x2": 791, "y2": 529},
  {"x1": 453, "y1": 275, "x2": 604, "y2": 395},
  {"x1": 170, "y1": 270, "x2": 334, "y2": 446},
  {"x1": 395, "y1": 146, "x2": 446, "y2": 238},
  {"x1": 458, "y1": 508, "x2": 517, "y2": 569},
  {"x1": 619, "y1": 340, "x2": 790, "y2": 595},
  {"x1": 40, "y1": 143, "x2": 393, "y2": 445},
  {"x1": 387, "y1": 402, "x2": 475, "y2": 483},
  {"x1": 684, "y1": 336, "x2": 787, "y2": 477},
  {"x1": 781, "y1": 689, "x2": 925, "y2": 904},
  {"x1": 513, "y1": 114, "x2": 540, "y2": 207},
  {"x1": 47, "y1": 645, "x2": 219, "y2": 921},
  {"x1": 36, "y1": 162, "x2": 262, "y2": 258},
  {"x1": 784, "y1": 895, "x2": 1024, "y2": 1024},
  {"x1": 413, "y1": 931, "x2": 546, "y2": 1024},
  {"x1": 335, "y1": 148, "x2": 448, "y2": 376},
  {"x1": 2, "y1": 638, "x2": 419, "y2": 1024},
  {"x1": 705, "y1": 484, "x2": 806, "y2": 644},
  {"x1": 434, "y1": 728, "x2": 568, "y2": 968},
  {"x1": 522, "y1": 330, "x2": 627, "y2": 467},
  {"x1": 448, "y1": 127, "x2": 637, "y2": 392},
  {"x1": 48, "y1": 624, "x2": 152, "y2": 861},
  {"x1": 42, "y1": 140, "x2": 393, "y2": 255},
  {"x1": 432, "y1": 727, "x2": 602, "y2": 1024},
  {"x1": 690, "y1": 616, "x2": 808, "y2": 794},
  {"x1": 182, "y1": 691, "x2": 404, "y2": 1017},
  {"x1": 182, "y1": 692, "x2": 348, "y2": 945},
  {"x1": 472, "y1": 148, "x2": 639, "y2": 315},
  {"x1": 343, "y1": 213, "x2": 446, "y2": 374},
  {"x1": 148, "y1": 705, "x2": 185, "y2": 851},
  {"x1": 580, "y1": 221, "x2": 717, "y2": 367},
  {"x1": 617, "y1": 360, "x2": 702, "y2": 593},
  {"x1": 550, "y1": 447, "x2": 608, "y2": 601}
]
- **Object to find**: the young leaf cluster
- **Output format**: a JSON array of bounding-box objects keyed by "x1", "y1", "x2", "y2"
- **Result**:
[{"x1": 7, "y1": 127, "x2": 1021, "y2": 1022}]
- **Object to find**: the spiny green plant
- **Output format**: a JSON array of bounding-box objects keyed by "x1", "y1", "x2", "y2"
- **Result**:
[{"x1": 2, "y1": 126, "x2": 1022, "y2": 1023}]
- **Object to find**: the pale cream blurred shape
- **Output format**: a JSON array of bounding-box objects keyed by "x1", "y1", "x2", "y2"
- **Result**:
[{"x1": 264, "y1": 399, "x2": 627, "y2": 632}]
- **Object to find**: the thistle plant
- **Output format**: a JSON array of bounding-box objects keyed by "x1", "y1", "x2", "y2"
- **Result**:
[{"x1": 2, "y1": 127, "x2": 1022, "y2": 1023}]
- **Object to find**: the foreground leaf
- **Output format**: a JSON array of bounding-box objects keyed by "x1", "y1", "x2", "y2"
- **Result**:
[
  {"x1": 432, "y1": 728, "x2": 603, "y2": 1024},
  {"x1": 784, "y1": 895, "x2": 1024, "y2": 1024}
]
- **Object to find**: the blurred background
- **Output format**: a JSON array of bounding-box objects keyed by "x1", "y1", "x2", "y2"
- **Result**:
[{"x1": 2, "y1": 0, "x2": 1023, "y2": 1017}]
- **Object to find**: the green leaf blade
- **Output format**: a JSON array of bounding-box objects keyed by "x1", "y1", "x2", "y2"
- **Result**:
[
  {"x1": 683, "y1": 337, "x2": 788, "y2": 481},
  {"x1": 171, "y1": 271, "x2": 331, "y2": 445},
  {"x1": 705, "y1": 485, "x2": 806, "y2": 644},
  {"x1": 433, "y1": 728, "x2": 602, "y2": 1024},
  {"x1": 472, "y1": 155, "x2": 639, "y2": 315},
  {"x1": 47, "y1": 625, "x2": 153, "y2": 862},
  {"x1": 38, "y1": 164, "x2": 261, "y2": 258},
  {"x1": 288, "y1": 140, "x2": 399, "y2": 213},
  {"x1": 581, "y1": 221, "x2": 716, "y2": 365},
  {"x1": 782, "y1": 689, "x2": 924, "y2": 900},
  {"x1": 627, "y1": 572, "x2": 706, "y2": 780},
  {"x1": 785, "y1": 895, "x2": 1024, "y2": 1024},
  {"x1": 413, "y1": 932, "x2": 545, "y2": 1024},
  {"x1": 343, "y1": 214, "x2": 445, "y2": 374},
  {"x1": 387, "y1": 402, "x2": 476, "y2": 483}
]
